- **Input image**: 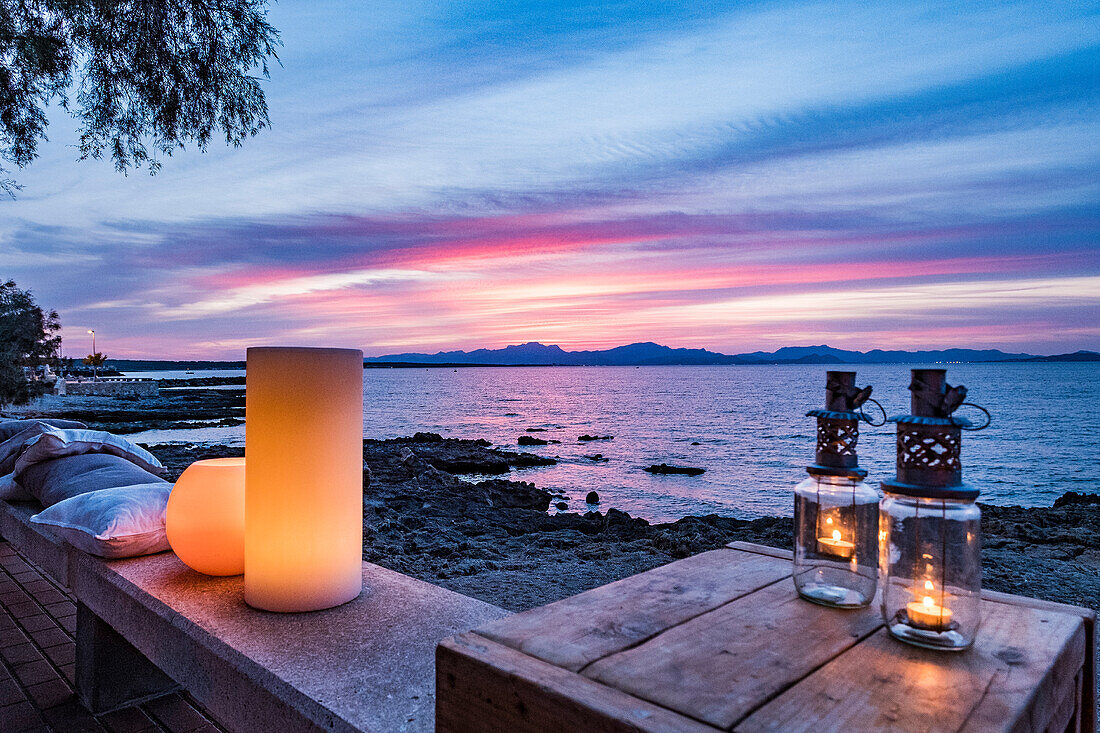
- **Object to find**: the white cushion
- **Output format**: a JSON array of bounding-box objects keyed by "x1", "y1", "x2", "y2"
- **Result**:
[
  {"x1": 0, "y1": 472, "x2": 32, "y2": 501},
  {"x1": 17, "y1": 453, "x2": 167, "y2": 508},
  {"x1": 30, "y1": 483, "x2": 171, "y2": 559},
  {"x1": 0, "y1": 418, "x2": 86, "y2": 443},
  {"x1": 0, "y1": 422, "x2": 58, "y2": 475},
  {"x1": 12, "y1": 426, "x2": 165, "y2": 477}
]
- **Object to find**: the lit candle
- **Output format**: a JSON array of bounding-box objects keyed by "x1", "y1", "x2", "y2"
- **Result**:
[
  {"x1": 817, "y1": 527, "x2": 855, "y2": 559},
  {"x1": 906, "y1": 580, "x2": 953, "y2": 630}
]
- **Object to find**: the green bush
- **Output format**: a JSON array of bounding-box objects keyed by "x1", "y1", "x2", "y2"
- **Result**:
[{"x1": 0, "y1": 280, "x2": 61, "y2": 405}]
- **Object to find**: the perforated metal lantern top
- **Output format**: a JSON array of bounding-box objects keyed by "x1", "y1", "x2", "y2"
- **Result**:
[
  {"x1": 881, "y1": 369, "x2": 989, "y2": 501},
  {"x1": 805, "y1": 371, "x2": 878, "y2": 480}
]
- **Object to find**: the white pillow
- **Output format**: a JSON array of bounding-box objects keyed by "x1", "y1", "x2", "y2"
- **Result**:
[
  {"x1": 0, "y1": 422, "x2": 58, "y2": 475},
  {"x1": 0, "y1": 472, "x2": 32, "y2": 501},
  {"x1": 12, "y1": 427, "x2": 165, "y2": 477},
  {"x1": 30, "y1": 483, "x2": 171, "y2": 559}
]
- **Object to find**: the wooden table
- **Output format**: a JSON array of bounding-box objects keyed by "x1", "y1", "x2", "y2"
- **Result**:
[{"x1": 437, "y1": 542, "x2": 1095, "y2": 732}]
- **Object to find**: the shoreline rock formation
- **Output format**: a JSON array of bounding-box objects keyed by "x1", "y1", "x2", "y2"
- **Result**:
[{"x1": 9, "y1": 389, "x2": 1097, "y2": 614}]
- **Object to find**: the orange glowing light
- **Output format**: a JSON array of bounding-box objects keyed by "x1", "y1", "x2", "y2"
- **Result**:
[
  {"x1": 166, "y1": 458, "x2": 246, "y2": 576},
  {"x1": 244, "y1": 347, "x2": 364, "y2": 612}
]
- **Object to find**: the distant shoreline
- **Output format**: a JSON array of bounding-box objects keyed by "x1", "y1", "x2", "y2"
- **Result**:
[
  {"x1": 110, "y1": 357, "x2": 1100, "y2": 371},
  {"x1": 101, "y1": 343, "x2": 1100, "y2": 371}
]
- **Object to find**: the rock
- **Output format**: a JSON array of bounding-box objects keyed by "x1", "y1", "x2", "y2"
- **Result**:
[
  {"x1": 1054, "y1": 491, "x2": 1100, "y2": 508},
  {"x1": 411, "y1": 431, "x2": 444, "y2": 443},
  {"x1": 518, "y1": 435, "x2": 549, "y2": 446},
  {"x1": 586, "y1": 491, "x2": 600, "y2": 504},
  {"x1": 158, "y1": 376, "x2": 246, "y2": 388},
  {"x1": 691, "y1": 441, "x2": 702, "y2": 446},
  {"x1": 526, "y1": 428, "x2": 547, "y2": 432},
  {"x1": 478, "y1": 479, "x2": 551, "y2": 510},
  {"x1": 433, "y1": 457, "x2": 510, "y2": 474},
  {"x1": 384, "y1": 435, "x2": 555, "y2": 475},
  {"x1": 584, "y1": 454, "x2": 607, "y2": 462},
  {"x1": 140, "y1": 443, "x2": 244, "y2": 481},
  {"x1": 644, "y1": 463, "x2": 705, "y2": 476},
  {"x1": 578, "y1": 434, "x2": 613, "y2": 441},
  {"x1": 509, "y1": 453, "x2": 557, "y2": 467},
  {"x1": 555, "y1": 501, "x2": 568, "y2": 511}
]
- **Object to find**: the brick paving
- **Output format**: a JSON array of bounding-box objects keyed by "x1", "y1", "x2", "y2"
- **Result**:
[{"x1": 0, "y1": 541, "x2": 226, "y2": 732}]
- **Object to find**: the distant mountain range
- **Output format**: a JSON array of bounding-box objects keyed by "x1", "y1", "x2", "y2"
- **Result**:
[
  {"x1": 363, "y1": 342, "x2": 1100, "y2": 366},
  {"x1": 97, "y1": 345, "x2": 1099, "y2": 370}
]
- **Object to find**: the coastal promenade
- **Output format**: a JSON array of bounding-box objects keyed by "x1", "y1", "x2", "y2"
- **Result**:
[{"x1": 0, "y1": 540, "x2": 221, "y2": 732}]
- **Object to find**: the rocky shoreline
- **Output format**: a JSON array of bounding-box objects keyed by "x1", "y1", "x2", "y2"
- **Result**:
[
  {"x1": 149, "y1": 435, "x2": 1100, "y2": 612},
  {"x1": 6, "y1": 387, "x2": 1098, "y2": 613},
  {"x1": 149, "y1": 434, "x2": 794, "y2": 611}
]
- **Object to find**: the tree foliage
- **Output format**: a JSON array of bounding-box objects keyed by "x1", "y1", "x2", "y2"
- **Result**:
[
  {"x1": 0, "y1": 0, "x2": 280, "y2": 196},
  {"x1": 0, "y1": 279, "x2": 61, "y2": 404}
]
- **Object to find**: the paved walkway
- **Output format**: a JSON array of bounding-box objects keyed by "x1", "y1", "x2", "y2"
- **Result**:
[{"x1": 0, "y1": 540, "x2": 224, "y2": 732}]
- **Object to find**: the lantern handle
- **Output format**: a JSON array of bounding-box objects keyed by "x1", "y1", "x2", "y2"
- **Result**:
[
  {"x1": 858, "y1": 397, "x2": 887, "y2": 426},
  {"x1": 953, "y1": 402, "x2": 991, "y2": 431}
]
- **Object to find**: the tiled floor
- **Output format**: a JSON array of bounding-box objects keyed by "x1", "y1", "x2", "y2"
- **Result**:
[{"x1": 0, "y1": 541, "x2": 225, "y2": 732}]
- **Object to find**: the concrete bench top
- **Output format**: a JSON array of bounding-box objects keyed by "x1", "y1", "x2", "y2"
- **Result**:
[{"x1": 0, "y1": 499, "x2": 508, "y2": 732}]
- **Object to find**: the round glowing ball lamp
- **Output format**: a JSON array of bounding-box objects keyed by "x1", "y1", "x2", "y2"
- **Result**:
[{"x1": 166, "y1": 458, "x2": 246, "y2": 576}]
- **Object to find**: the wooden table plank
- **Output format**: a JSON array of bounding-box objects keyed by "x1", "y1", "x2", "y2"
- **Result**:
[
  {"x1": 728, "y1": 542, "x2": 1098, "y2": 733},
  {"x1": 1046, "y1": 670, "x2": 1079, "y2": 733},
  {"x1": 439, "y1": 541, "x2": 1094, "y2": 733},
  {"x1": 583, "y1": 579, "x2": 883, "y2": 729},
  {"x1": 982, "y1": 590, "x2": 1096, "y2": 733},
  {"x1": 736, "y1": 598, "x2": 1086, "y2": 733},
  {"x1": 436, "y1": 632, "x2": 719, "y2": 733},
  {"x1": 476, "y1": 549, "x2": 791, "y2": 672},
  {"x1": 727, "y1": 541, "x2": 792, "y2": 561}
]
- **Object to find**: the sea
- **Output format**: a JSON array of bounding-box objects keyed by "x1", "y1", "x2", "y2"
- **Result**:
[{"x1": 124, "y1": 363, "x2": 1100, "y2": 524}]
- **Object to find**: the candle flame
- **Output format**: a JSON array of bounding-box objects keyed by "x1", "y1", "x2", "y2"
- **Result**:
[
  {"x1": 924, "y1": 580, "x2": 935, "y2": 591},
  {"x1": 825, "y1": 517, "x2": 833, "y2": 525},
  {"x1": 923, "y1": 596, "x2": 935, "y2": 608},
  {"x1": 832, "y1": 529, "x2": 841, "y2": 541}
]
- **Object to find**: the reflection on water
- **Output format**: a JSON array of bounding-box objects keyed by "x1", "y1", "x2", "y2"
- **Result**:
[{"x1": 128, "y1": 364, "x2": 1100, "y2": 523}]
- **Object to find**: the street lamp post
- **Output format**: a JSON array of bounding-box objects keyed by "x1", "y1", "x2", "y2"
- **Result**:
[{"x1": 87, "y1": 330, "x2": 97, "y2": 381}]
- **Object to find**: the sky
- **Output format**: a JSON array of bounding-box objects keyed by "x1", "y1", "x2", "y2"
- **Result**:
[{"x1": 1, "y1": 0, "x2": 1099, "y2": 359}]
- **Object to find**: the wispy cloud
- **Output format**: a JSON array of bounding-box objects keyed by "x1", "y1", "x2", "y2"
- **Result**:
[{"x1": 1, "y1": 0, "x2": 1097, "y2": 357}]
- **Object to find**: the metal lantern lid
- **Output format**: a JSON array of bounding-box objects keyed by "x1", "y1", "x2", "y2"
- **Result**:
[
  {"x1": 881, "y1": 368, "x2": 990, "y2": 501},
  {"x1": 805, "y1": 371, "x2": 883, "y2": 480}
]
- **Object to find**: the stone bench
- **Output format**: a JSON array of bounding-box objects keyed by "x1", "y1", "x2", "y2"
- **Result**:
[{"x1": 0, "y1": 499, "x2": 508, "y2": 731}]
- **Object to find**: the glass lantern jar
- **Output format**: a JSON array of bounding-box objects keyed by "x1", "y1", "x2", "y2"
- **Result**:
[
  {"x1": 794, "y1": 473, "x2": 880, "y2": 607},
  {"x1": 880, "y1": 368, "x2": 989, "y2": 651},
  {"x1": 793, "y1": 371, "x2": 883, "y2": 609},
  {"x1": 880, "y1": 493, "x2": 981, "y2": 650}
]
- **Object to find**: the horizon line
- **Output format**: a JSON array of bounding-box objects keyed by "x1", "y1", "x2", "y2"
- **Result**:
[{"x1": 86, "y1": 340, "x2": 1100, "y2": 362}]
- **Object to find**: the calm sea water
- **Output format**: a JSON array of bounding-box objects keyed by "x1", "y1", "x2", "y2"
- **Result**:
[{"x1": 126, "y1": 363, "x2": 1100, "y2": 523}]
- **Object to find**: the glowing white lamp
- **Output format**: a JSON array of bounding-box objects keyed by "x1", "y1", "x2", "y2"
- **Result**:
[
  {"x1": 166, "y1": 458, "x2": 245, "y2": 576},
  {"x1": 244, "y1": 347, "x2": 364, "y2": 612}
]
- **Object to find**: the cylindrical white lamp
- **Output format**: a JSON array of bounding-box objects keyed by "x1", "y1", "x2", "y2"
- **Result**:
[{"x1": 244, "y1": 347, "x2": 364, "y2": 612}]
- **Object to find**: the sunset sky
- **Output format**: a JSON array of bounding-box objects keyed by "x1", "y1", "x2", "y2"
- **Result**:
[{"x1": 2, "y1": 0, "x2": 1098, "y2": 359}]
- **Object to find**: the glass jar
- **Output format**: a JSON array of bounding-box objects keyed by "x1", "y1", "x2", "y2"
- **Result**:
[
  {"x1": 880, "y1": 493, "x2": 981, "y2": 650},
  {"x1": 794, "y1": 473, "x2": 879, "y2": 608}
]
